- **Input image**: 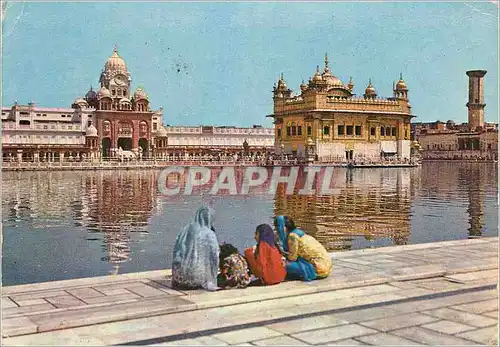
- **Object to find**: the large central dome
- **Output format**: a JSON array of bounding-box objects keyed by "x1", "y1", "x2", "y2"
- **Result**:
[{"x1": 104, "y1": 46, "x2": 127, "y2": 73}]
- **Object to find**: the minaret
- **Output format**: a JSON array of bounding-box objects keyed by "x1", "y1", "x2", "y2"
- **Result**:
[{"x1": 466, "y1": 70, "x2": 487, "y2": 131}]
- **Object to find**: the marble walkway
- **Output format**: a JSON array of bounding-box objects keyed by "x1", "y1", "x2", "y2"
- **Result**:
[{"x1": 1, "y1": 237, "x2": 498, "y2": 346}]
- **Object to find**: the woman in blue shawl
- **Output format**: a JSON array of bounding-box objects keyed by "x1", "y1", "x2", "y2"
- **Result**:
[
  {"x1": 171, "y1": 206, "x2": 219, "y2": 291},
  {"x1": 274, "y1": 215, "x2": 332, "y2": 281}
]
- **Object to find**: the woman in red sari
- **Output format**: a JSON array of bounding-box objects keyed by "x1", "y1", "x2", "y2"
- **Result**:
[{"x1": 244, "y1": 224, "x2": 286, "y2": 285}]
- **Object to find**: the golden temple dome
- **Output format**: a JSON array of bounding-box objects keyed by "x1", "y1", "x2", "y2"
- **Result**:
[
  {"x1": 395, "y1": 73, "x2": 407, "y2": 90},
  {"x1": 104, "y1": 46, "x2": 128, "y2": 73},
  {"x1": 323, "y1": 74, "x2": 343, "y2": 87},
  {"x1": 321, "y1": 53, "x2": 344, "y2": 87}
]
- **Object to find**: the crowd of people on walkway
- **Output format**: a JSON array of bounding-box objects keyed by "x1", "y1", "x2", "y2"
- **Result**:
[{"x1": 171, "y1": 206, "x2": 332, "y2": 291}]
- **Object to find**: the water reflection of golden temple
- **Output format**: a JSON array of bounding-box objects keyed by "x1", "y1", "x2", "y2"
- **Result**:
[{"x1": 274, "y1": 168, "x2": 414, "y2": 251}]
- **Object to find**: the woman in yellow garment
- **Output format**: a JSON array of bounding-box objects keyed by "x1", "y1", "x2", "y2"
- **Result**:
[{"x1": 275, "y1": 216, "x2": 332, "y2": 281}]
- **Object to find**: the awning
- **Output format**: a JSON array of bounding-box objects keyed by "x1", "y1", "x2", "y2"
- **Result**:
[{"x1": 381, "y1": 141, "x2": 397, "y2": 153}]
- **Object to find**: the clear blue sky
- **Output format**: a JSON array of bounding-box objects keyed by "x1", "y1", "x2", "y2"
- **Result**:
[{"x1": 2, "y1": 2, "x2": 498, "y2": 127}]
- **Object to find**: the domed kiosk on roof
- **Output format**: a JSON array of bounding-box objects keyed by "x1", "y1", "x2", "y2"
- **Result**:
[
  {"x1": 72, "y1": 97, "x2": 89, "y2": 109},
  {"x1": 156, "y1": 125, "x2": 168, "y2": 137},
  {"x1": 273, "y1": 74, "x2": 292, "y2": 99},
  {"x1": 133, "y1": 87, "x2": 148, "y2": 101},
  {"x1": 393, "y1": 73, "x2": 409, "y2": 99},
  {"x1": 364, "y1": 79, "x2": 377, "y2": 99},
  {"x1": 97, "y1": 86, "x2": 111, "y2": 99},
  {"x1": 86, "y1": 124, "x2": 98, "y2": 137},
  {"x1": 85, "y1": 86, "x2": 97, "y2": 100},
  {"x1": 300, "y1": 80, "x2": 308, "y2": 92}
]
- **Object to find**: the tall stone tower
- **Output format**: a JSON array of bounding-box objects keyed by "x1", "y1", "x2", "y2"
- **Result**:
[{"x1": 466, "y1": 70, "x2": 487, "y2": 131}]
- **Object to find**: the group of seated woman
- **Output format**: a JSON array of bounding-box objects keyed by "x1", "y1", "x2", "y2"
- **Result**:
[{"x1": 171, "y1": 206, "x2": 332, "y2": 291}]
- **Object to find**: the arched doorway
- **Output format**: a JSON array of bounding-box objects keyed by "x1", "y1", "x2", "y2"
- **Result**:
[
  {"x1": 138, "y1": 138, "x2": 148, "y2": 159},
  {"x1": 102, "y1": 138, "x2": 111, "y2": 158},
  {"x1": 117, "y1": 138, "x2": 132, "y2": 151}
]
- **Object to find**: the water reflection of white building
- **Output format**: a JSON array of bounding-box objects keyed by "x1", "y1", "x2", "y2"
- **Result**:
[
  {"x1": 79, "y1": 170, "x2": 159, "y2": 266},
  {"x1": 2, "y1": 170, "x2": 159, "y2": 269}
]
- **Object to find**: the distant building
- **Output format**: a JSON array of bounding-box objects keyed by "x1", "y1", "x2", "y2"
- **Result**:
[
  {"x1": 267, "y1": 54, "x2": 414, "y2": 162},
  {"x1": 1, "y1": 47, "x2": 164, "y2": 162},
  {"x1": 2, "y1": 104, "x2": 88, "y2": 162},
  {"x1": 164, "y1": 125, "x2": 274, "y2": 158},
  {"x1": 1, "y1": 48, "x2": 274, "y2": 162},
  {"x1": 413, "y1": 70, "x2": 498, "y2": 161}
]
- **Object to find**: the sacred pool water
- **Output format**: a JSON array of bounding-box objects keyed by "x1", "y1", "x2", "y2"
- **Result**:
[{"x1": 2, "y1": 162, "x2": 497, "y2": 285}]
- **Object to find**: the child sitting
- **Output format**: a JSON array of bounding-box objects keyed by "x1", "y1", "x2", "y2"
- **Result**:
[{"x1": 217, "y1": 243, "x2": 252, "y2": 289}]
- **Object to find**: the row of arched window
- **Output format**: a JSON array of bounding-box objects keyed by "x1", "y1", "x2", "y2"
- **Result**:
[
  {"x1": 378, "y1": 126, "x2": 398, "y2": 137},
  {"x1": 279, "y1": 122, "x2": 313, "y2": 138},
  {"x1": 111, "y1": 89, "x2": 127, "y2": 97},
  {"x1": 278, "y1": 123, "x2": 407, "y2": 139},
  {"x1": 99, "y1": 102, "x2": 148, "y2": 112},
  {"x1": 155, "y1": 139, "x2": 168, "y2": 148}
]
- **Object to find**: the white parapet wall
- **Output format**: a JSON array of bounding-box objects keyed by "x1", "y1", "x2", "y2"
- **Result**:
[
  {"x1": 398, "y1": 140, "x2": 411, "y2": 159},
  {"x1": 316, "y1": 142, "x2": 346, "y2": 160}
]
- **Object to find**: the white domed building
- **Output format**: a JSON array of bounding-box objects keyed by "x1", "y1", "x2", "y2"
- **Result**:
[
  {"x1": 1, "y1": 46, "x2": 274, "y2": 162},
  {"x1": 85, "y1": 46, "x2": 165, "y2": 159}
]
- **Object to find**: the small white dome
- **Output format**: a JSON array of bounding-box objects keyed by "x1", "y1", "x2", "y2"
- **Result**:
[
  {"x1": 73, "y1": 97, "x2": 88, "y2": 105},
  {"x1": 85, "y1": 87, "x2": 97, "y2": 100},
  {"x1": 86, "y1": 124, "x2": 98, "y2": 137},
  {"x1": 156, "y1": 125, "x2": 168, "y2": 137},
  {"x1": 97, "y1": 86, "x2": 111, "y2": 99},
  {"x1": 134, "y1": 87, "x2": 148, "y2": 100}
]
